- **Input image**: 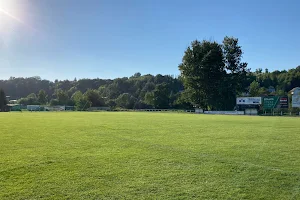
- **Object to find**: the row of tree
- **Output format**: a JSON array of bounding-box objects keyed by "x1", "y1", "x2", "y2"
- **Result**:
[
  {"x1": 1, "y1": 36, "x2": 299, "y2": 110},
  {"x1": 10, "y1": 74, "x2": 186, "y2": 110}
]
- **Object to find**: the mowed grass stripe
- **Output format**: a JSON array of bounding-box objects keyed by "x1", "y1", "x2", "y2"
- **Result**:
[{"x1": 0, "y1": 112, "x2": 300, "y2": 199}]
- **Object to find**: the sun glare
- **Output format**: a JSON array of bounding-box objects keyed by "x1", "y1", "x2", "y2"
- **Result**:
[
  {"x1": 0, "y1": 0, "x2": 34, "y2": 31},
  {"x1": 0, "y1": 7, "x2": 23, "y2": 24},
  {"x1": 0, "y1": 0, "x2": 24, "y2": 23}
]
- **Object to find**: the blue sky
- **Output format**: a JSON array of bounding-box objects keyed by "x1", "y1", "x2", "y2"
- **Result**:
[{"x1": 0, "y1": 0, "x2": 299, "y2": 80}]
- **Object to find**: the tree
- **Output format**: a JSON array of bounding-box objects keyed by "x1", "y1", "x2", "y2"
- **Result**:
[
  {"x1": 265, "y1": 68, "x2": 269, "y2": 73},
  {"x1": 173, "y1": 91, "x2": 193, "y2": 109},
  {"x1": 55, "y1": 89, "x2": 69, "y2": 105},
  {"x1": 258, "y1": 87, "x2": 269, "y2": 96},
  {"x1": 38, "y1": 90, "x2": 47, "y2": 105},
  {"x1": 71, "y1": 91, "x2": 91, "y2": 110},
  {"x1": 222, "y1": 36, "x2": 249, "y2": 109},
  {"x1": 18, "y1": 98, "x2": 28, "y2": 105},
  {"x1": 106, "y1": 99, "x2": 117, "y2": 108},
  {"x1": 71, "y1": 91, "x2": 83, "y2": 102},
  {"x1": 0, "y1": 89, "x2": 7, "y2": 111},
  {"x1": 84, "y1": 89, "x2": 105, "y2": 107},
  {"x1": 18, "y1": 93, "x2": 39, "y2": 105},
  {"x1": 144, "y1": 92, "x2": 154, "y2": 107},
  {"x1": 179, "y1": 40, "x2": 225, "y2": 109},
  {"x1": 76, "y1": 96, "x2": 91, "y2": 111},
  {"x1": 255, "y1": 68, "x2": 263, "y2": 74},
  {"x1": 249, "y1": 81, "x2": 260, "y2": 96},
  {"x1": 115, "y1": 93, "x2": 135, "y2": 109},
  {"x1": 49, "y1": 99, "x2": 60, "y2": 106},
  {"x1": 152, "y1": 83, "x2": 171, "y2": 109},
  {"x1": 2, "y1": 63, "x2": 300, "y2": 111},
  {"x1": 67, "y1": 86, "x2": 78, "y2": 97},
  {"x1": 133, "y1": 72, "x2": 141, "y2": 78},
  {"x1": 276, "y1": 89, "x2": 286, "y2": 96}
]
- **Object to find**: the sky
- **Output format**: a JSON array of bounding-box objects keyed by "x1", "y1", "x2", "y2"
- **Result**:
[{"x1": 0, "y1": 0, "x2": 299, "y2": 80}]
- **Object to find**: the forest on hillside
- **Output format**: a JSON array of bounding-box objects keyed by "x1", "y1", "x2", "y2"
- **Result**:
[
  {"x1": 1, "y1": 37, "x2": 300, "y2": 110},
  {"x1": 1, "y1": 67, "x2": 299, "y2": 110}
]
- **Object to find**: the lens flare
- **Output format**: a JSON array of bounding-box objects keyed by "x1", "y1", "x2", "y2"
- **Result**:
[
  {"x1": 0, "y1": 0, "x2": 37, "y2": 32},
  {"x1": 0, "y1": 7, "x2": 24, "y2": 24}
]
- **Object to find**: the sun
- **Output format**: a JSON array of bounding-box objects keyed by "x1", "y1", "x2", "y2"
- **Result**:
[
  {"x1": 0, "y1": 0, "x2": 35, "y2": 30},
  {"x1": 0, "y1": 0, "x2": 25, "y2": 25},
  {"x1": 0, "y1": 0, "x2": 37, "y2": 47}
]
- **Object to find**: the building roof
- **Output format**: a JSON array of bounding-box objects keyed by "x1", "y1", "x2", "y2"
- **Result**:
[
  {"x1": 7, "y1": 104, "x2": 20, "y2": 107},
  {"x1": 290, "y1": 87, "x2": 300, "y2": 93}
]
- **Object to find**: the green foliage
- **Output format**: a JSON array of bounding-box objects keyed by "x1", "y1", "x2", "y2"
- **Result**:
[
  {"x1": 1, "y1": 68, "x2": 300, "y2": 110},
  {"x1": 221, "y1": 37, "x2": 249, "y2": 109},
  {"x1": 4, "y1": 66, "x2": 300, "y2": 110},
  {"x1": 84, "y1": 89, "x2": 105, "y2": 107},
  {"x1": 38, "y1": 90, "x2": 48, "y2": 105},
  {"x1": 67, "y1": 86, "x2": 78, "y2": 97},
  {"x1": 276, "y1": 89, "x2": 286, "y2": 96},
  {"x1": 55, "y1": 89, "x2": 69, "y2": 105},
  {"x1": 179, "y1": 37, "x2": 252, "y2": 110},
  {"x1": 71, "y1": 91, "x2": 91, "y2": 110},
  {"x1": 0, "y1": 89, "x2": 7, "y2": 111},
  {"x1": 179, "y1": 40, "x2": 225, "y2": 109},
  {"x1": 1, "y1": 113, "x2": 300, "y2": 199},
  {"x1": 49, "y1": 99, "x2": 60, "y2": 106},
  {"x1": 173, "y1": 91, "x2": 194, "y2": 109},
  {"x1": 144, "y1": 92, "x2": 154, "y2": 107},
  {"x1": 249, "y1": 81, "x2": 260, "y2": 96},
  {"x1": 105, "y1": 99, "x2": 117, "y2": 108},
  {"x1": 18, "y1": 93, "x2": 40, "y2": 105},
  {"x1": 115, "y1": 93, "x2": 136, "y2": 109},
  {"x1": 258, "y1": 87, "x2": 269, "y2": 96},
  {"x1": 152, "y1": 83, "x2": 171, "y2": 109},
  {"x1": 76, "y1": 97, "x2": 92, "y2": 111},
  {"x1": 0, "y1": 36, "x2": 300, "y2": 110}
]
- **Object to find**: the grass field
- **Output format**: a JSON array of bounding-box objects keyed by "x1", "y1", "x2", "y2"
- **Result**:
[{"x1": 1, "y1": 112, "x2": 300, "y2": 199}]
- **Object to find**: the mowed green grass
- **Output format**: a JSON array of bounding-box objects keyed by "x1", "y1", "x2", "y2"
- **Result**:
[{"x1": 1, "y1": 112, "x2": 300, "y2": 199}]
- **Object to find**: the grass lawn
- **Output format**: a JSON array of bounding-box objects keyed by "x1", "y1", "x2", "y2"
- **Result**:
[{"x1": 1, "y1": 112, "x2": 300, "y2": 199}]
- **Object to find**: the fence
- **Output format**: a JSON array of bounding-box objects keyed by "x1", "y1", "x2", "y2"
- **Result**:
[{"x1": 204, "y1": 111, "x2": 245, "y2": 115}]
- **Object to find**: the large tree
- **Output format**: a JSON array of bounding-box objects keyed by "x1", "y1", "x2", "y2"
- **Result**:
[
  {"x1": 221, "y1": 36, "x2": 249, "y2": 109},
  {"x1": 0, "y1": 89, "x2": 7, "y2": 111},
  {"x1": 179, "y1": 40, "x2": 225, "y2": 110}
]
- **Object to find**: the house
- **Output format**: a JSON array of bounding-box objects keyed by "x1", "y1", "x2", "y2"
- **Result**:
[
  {"x1": 290, "y1": 87, "x2": 300, "y2": 95},
  {"x1": 290, "y1": 87, "x2": 300, "y2": 108},
  {"x1": 9, "y1": 100, "x2": 18, "y2": 104},
  {"x1": 267, "y1": 86, "x2": 276, "y2": 93}
]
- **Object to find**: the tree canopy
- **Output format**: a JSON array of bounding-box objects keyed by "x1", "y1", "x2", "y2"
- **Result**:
[
  {"x1": 0, "y1": 89, "x2": 7, "y2": 112},
  {"x1": 179, "y1": 37, "x2": 250, "y2": 110},
  {"x1": 0, "y1": 37, "x2": 299, "y2": 110}
]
